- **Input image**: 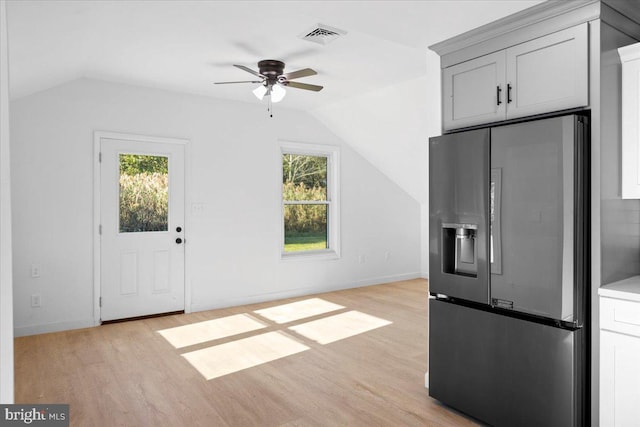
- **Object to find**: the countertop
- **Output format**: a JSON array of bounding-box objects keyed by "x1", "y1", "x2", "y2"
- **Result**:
[{"x1": 599, "y1": 275, "x2": 640, "y2": 302}]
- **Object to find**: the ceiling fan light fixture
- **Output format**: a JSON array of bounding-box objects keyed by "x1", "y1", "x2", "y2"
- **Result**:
[
  {"x1": 253, "y1": 84, "x2": 268, "y2": 100},
  {"x1": 270, "y1": 84, "x2": 286, "y2": 103}
]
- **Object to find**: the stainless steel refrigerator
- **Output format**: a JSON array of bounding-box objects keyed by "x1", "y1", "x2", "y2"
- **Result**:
[{"x1": 428, "y1": 114, "x2": 589, "y2": 427}]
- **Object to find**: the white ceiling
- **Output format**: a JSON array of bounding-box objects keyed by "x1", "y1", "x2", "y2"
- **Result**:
[{"x1": 6, "y1": 0, "x2": 544, "y2": 110}]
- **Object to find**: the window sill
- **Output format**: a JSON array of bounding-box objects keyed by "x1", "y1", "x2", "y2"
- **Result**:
[{"x1": 281, "y1": 250, "x2": 340, "y2": 262}]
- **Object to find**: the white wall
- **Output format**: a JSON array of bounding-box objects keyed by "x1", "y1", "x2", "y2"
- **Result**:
[
  {"x1": 0, "y1": 0, "x2": 15, "y2": 403},
  {"x1": 10, "y1": 78, "x2": 421, "y2": 335},
  {"x1": 311, "y1": 50, "x2": 442, "y2": 278}
]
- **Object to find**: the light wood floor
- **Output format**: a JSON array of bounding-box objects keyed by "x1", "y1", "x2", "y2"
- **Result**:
[{"x1": 15, "y1": 279, "x2": 479, "y2": 426}]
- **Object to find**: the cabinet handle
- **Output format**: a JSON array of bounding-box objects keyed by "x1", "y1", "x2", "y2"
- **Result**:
[
  {"x1": 507, "y1": 83, "x2": 513, "y2": 103},
  {"x1": 496, "y1": 86, "x2": 502, "y2": 106}
]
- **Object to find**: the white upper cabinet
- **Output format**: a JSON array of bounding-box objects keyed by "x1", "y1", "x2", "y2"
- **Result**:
[
  {"x1": 442, "y1": 23, "x2": 589, "y2": 131},
  {"x1": 443, "y1": 51, "x2": 506, "y2": 129},
  {"x1": 506, "y1": 24, "x2": 589, "y2": 120},
  {"x1": 619, "y1": 42, "x2": 640, "y2": 199}
]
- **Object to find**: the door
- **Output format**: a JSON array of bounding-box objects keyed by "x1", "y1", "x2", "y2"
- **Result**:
[
  {"x1": 600, "y1": 330, "x2": 640, "y2": 426},
  {"x1": 100, "y1": 137, "x2": 185, "y2": 321},
  {"x1": 442, "y1": 50, "x2": 506, "y2": 131},
  {"x1": 490, "y1": 116, "x2": 580, "y2": 322},
  {"x1": 505, "y1": 23, "x2": 588, "y2": 120},
  {"x1": 429, "y1": 129, "x2": 490, "y2": 304}
]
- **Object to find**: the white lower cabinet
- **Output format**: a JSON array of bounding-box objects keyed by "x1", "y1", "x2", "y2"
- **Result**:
[
  {"x1": 600, "y1": 330, "x2": 640, "y2": 426},
  {"x1": 600, "y1": 283, "x2": 640, "y2": 426}
]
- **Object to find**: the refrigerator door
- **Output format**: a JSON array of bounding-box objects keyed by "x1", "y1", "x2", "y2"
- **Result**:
[
  {"x1": 429, "y1": 129, "x2": 490, "y2": 304},
  {"x1": 429, "y1": 299, "x2": 583, "y2": 427},
  {"x1": 490, "y1": 115, "x2": 586, "y2": 323}
]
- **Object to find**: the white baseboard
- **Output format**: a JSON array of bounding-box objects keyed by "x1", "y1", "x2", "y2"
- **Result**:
[
  {"x1": 14, "y1": 318, "x2": 96, "y2": 337},
  {"x1": 14, "y1": 273, "x2": 424, "y2": 336},
  {"x1": 190, "y1": 272, "x2": 422, "y2": 313}
]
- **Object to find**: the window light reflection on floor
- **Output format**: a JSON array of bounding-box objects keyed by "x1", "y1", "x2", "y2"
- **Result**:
[
  {"x1": 253, "y1": 297, "x2": 345, "y2": 324},
  {"x1": 181, "y1": 331, "x2": 310, "y2": 380},
  {"x1": 288, "y1": 311, "x2": 392, "y2": 345},
  {"x1": 157, "y1": 313, "x2": 267, "y2": 349}
]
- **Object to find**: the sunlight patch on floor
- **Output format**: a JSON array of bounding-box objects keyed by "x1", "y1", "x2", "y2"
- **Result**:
[
  {"x1": 181, "y1": 331, "x2": 309, "y2": 380},
  {"x1": 288, "y1": 311, "x2": 392, "y2": 345},
  {"x1": 253, "y1": 298, "x2": 345, "y2": 324},
  {"x1": 157, "y1": 313, "x2": 267, "y2": 349}
]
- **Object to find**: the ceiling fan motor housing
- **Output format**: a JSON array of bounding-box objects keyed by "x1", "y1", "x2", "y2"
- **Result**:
[{"x1": 258, "y1": 60, "x2": 285, "y2": 82}]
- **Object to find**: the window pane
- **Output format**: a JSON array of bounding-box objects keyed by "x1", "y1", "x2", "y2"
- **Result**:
[
  {"x1": 119, "y1": 154, "x2": 169, "y2": 233},
  {"x1": 282, "y1": 154, "x2": 327, "y2": 201},
  {"x1": 284, "y1": 204, "x2": 328, "y2": 252}
]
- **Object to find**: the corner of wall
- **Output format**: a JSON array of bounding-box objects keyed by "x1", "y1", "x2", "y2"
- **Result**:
[{"x1": 0, "y1": 0, "x2": 15, "y2": 404}]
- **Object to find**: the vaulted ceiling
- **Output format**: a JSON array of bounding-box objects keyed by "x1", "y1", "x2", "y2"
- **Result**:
[
  {"x1": 6, "y1": 0, "x2": 542, "y2": 107},
  {"x1": 6, "y1": 0, "x2": 544, "y2": 203}
]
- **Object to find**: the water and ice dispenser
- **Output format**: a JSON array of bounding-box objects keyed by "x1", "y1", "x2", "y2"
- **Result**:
[{"x1": 442, "y1": 223, "x2": 478, "y2": 277}]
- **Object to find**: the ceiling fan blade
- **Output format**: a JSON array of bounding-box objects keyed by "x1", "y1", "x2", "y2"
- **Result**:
[
  {"x1": 285, "y1": 81, "x2": 323, "y2": 92},
  {"x1": 214, "y1": 80, "x2": 263, "y2": 85},
  {"x1": 233, "y1": 64, "x2": 263, "y2": 78},
  {"x1": 282, "y1": 68, "x2": 317, "y2": 80}
]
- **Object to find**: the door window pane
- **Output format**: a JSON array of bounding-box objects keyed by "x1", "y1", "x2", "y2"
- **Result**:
[{"x1": 119, "y1": 154, "x2": 169, "y2": 233}]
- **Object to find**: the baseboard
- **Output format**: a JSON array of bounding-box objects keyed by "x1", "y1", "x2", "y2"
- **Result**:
[
  {"x1": 190, "y1": 272, "x2": 423, "y2": 313},
  {"x1": 14, "y1": 274, "x2": 424, "y2": 336},
  {"x1": 14, "y1": 318, "x2": 96, "y2": 337}
]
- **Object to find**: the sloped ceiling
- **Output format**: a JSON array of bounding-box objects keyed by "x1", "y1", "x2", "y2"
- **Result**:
[{"x1": 6, "y1": 0, "x2": 544, "y2": 201}]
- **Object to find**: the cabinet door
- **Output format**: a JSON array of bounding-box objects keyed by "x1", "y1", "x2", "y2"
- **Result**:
[
  {"x1": 442, "y1": 51, "x2": 506, "y2": 131},
  {"x1": 600, "y1": 330, "x2": 640, "y2": 426},
  {"x1": 619, "y1": 43, "x2": 640, "y2": 199},
  {"x1": 505, "y1": 23, "x2": 588, "y2": 120}
]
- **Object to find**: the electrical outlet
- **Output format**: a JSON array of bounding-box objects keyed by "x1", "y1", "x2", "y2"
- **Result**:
[
  {"x1": 358, "y1": 254, "x2": 365, "y2": 264},
  {"x1": 31, "y1": 264, "x2": 40, "y2": 278},
  {"x1": 31, "y1": 294, "x2": 41, "y2": 308}
]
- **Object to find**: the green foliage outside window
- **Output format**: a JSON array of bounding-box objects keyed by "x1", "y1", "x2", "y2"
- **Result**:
[
  {"x1": 283, "y1": 154, "x2": 328, "y2": 252},
  {"x1": 119, "y1": 154, "x2": 169, "y2": 233}
]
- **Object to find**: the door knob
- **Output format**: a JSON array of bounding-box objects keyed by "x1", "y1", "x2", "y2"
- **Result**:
[
  {"x1": 176, "y1": 226, "x2": 182, "y2": 233},
  {"x1": 176, "y1": 238, "x2": 183, "y2": 244}
]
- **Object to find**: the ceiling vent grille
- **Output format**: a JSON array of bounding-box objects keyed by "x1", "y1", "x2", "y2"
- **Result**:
[{"x1": 300, "y1": 24, "x2": 346, "y2": 45}]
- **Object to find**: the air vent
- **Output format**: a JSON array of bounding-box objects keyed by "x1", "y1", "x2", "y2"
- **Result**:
[{"x1": 300, "y1": 24, "x2": 347, "y2": 45}]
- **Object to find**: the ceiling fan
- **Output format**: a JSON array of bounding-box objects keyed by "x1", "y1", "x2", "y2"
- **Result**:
[{"x1": 215, "y1": 60, "x2": 323, "y2": 114}]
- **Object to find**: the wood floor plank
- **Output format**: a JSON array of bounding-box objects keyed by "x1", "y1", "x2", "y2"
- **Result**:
[{"x1": 14, "y1": 279, "x2": 480, "y2": 426}]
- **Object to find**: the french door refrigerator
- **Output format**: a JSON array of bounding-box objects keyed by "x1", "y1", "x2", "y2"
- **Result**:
[{"x1": 428, "y1": 114, "x2": 589, "y2": 427}]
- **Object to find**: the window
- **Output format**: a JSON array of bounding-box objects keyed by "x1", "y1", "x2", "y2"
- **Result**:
[
  {"x1": 119, "y1": 154, "x2": 169, "y2": 233},
  {"x1": 281, "y1": 142, "x2": 340, "y2": 258}
]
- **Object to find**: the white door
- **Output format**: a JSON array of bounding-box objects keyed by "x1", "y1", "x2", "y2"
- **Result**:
[
  {"x1": 442, "y1": 50, "x2": 506, "y2": 131},
  {"x1": 100, "y1": 137, "x2": 185, "y2": 321}
]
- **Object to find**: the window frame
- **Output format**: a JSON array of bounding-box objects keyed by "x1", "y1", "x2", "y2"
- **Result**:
[{"x1": 279, "y1": 141, "x2": 340, "y2": 260}]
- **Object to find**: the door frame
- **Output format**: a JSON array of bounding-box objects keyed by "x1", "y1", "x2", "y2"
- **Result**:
[{"x1": 93, "y1": 131, "x2": 191, "y2": 325}]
